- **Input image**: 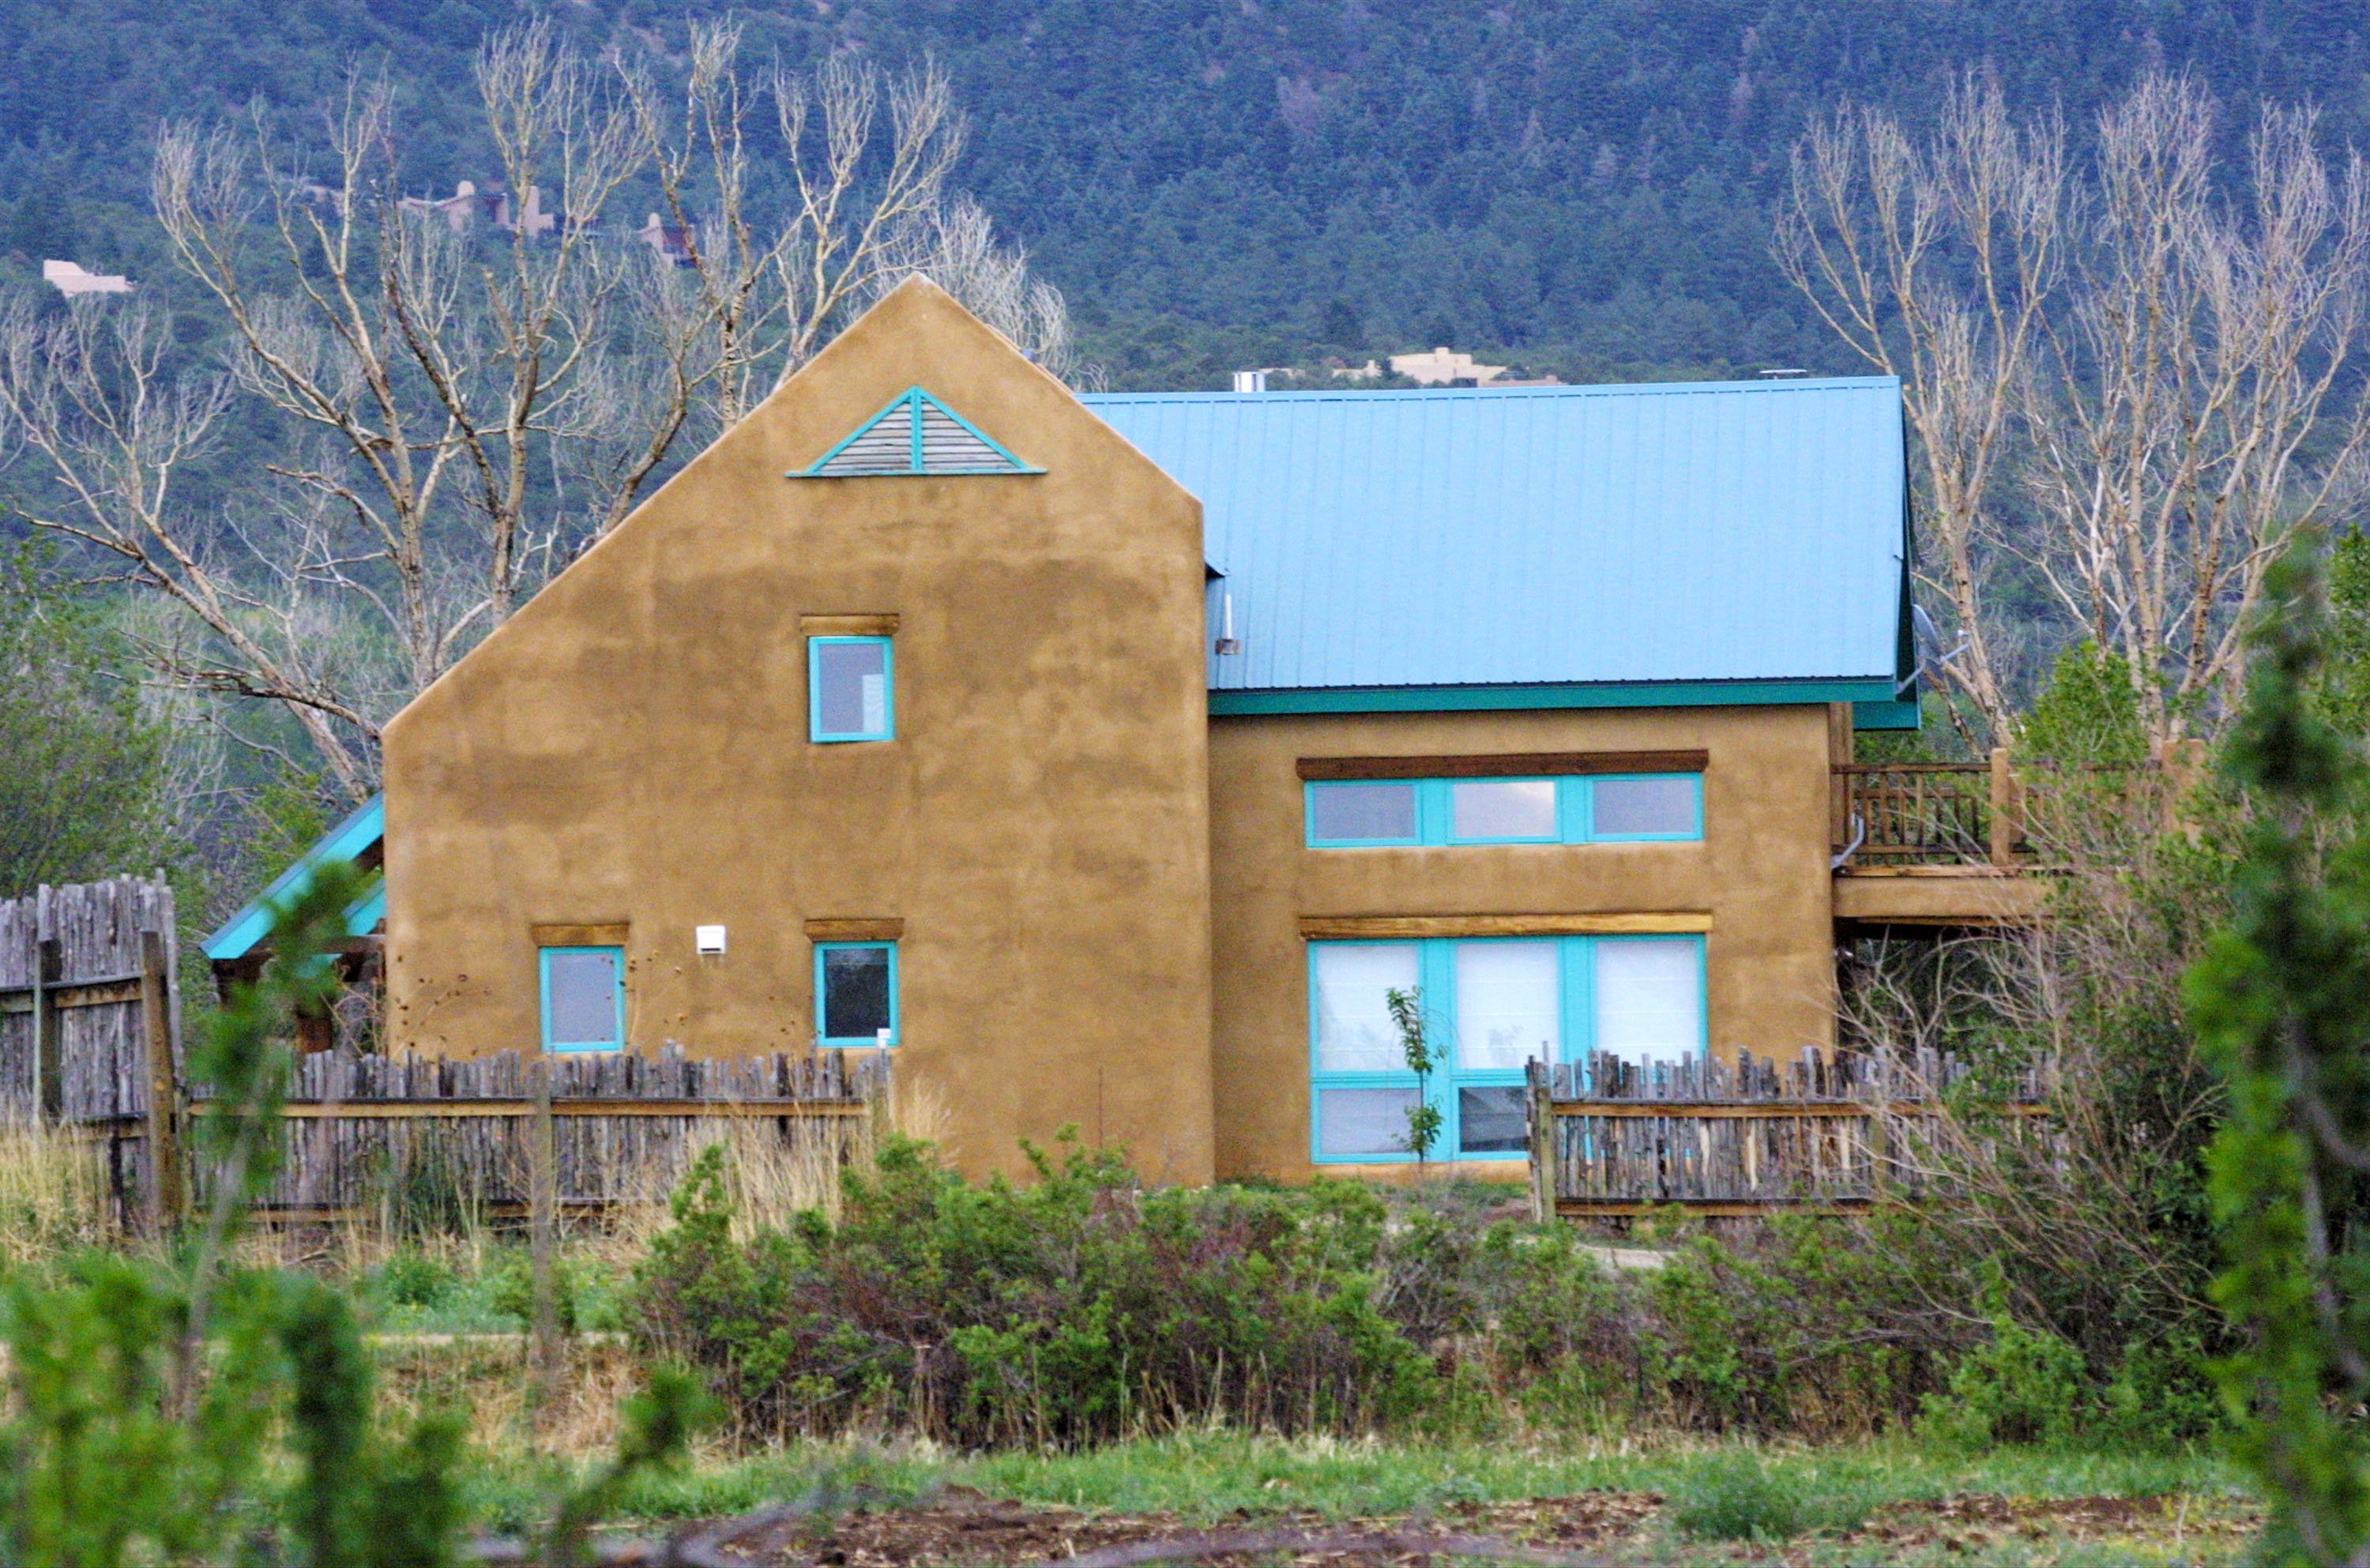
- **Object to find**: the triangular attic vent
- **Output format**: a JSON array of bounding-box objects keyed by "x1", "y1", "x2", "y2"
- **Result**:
[{"x1": 792, "y1": 387, "x2": 1043, "y2": 477}]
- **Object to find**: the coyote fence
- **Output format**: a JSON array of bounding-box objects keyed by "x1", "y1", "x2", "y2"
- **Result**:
[
  {"x1": 1, "y1": 874, "x2": 886, "y2": 1232},
  {"x1": 224, "y1": 1047, "x2": 886, "y2": 1222},
  {"x1": 1524, "y1": 1048, "x2": 2052, "y2": 1220},
  {"x1": 0, "y1": 875, "x2": 183, "y2": 1229}
]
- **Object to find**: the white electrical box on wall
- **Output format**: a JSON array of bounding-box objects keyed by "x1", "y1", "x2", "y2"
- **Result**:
[{"x1": 694, "y1": 925, "x2": 728, "y2": 956}]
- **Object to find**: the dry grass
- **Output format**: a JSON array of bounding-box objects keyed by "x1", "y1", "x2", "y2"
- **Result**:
[
  {"x1": 372, "y1": 1333, "x2": 641, "y2": 1457},
  {"x1": 0, "y1": 1118, "x2": 117, "y2": 1262}
]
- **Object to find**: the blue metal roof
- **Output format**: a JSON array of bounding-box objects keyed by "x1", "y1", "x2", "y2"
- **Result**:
[
  {"x1": 1080, "y1": 378, "x2": 1910, "y2": 711},
  {"x1": 201, "y1": 793, "x2": 386, "y2": 962}
]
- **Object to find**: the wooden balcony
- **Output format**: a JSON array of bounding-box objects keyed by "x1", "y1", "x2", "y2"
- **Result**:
[{"x1": 1827, "y1": 749, "x2": 2191, "y2": 928}]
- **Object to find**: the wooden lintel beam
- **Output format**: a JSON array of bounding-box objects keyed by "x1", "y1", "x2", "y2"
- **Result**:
[
  {"x1": 1299, "y1": 750, "x2": 1708, "y2": 782},
  {"x1": 1302, "y1": 912, "x2": 1711, "y2": 940}
]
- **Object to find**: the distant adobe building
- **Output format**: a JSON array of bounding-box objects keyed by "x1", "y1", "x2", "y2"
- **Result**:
[{"x1": 209, "y1": 280, "x2": 2026, "y2": 1184}]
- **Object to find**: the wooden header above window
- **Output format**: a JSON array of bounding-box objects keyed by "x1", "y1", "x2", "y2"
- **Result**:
[
  {"x1": 804, "y1": 917, "x2": 905, "y2": 942},
  {"x1": 1299, "y1": 912, "x2": 1712, "y2": 940},
  {"x1": 531, "y1": 923, "x2": 629, "y2": 947},
  {"x1": 800, "y1": 613, "x2": 901, "y2": 637},
  {"x1": 1296, "y1": 750, "x2": 1707, "y2": 782}
]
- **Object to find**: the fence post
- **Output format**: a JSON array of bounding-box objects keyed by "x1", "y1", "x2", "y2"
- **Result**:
[
  {"x1": 32, "y1": 924, "x2": 62, "y2": 1124},
  {"x1": 1525, "y1": 1058, "x2": 1553, "y2": 1225},
  {"x1": 140, "y1": 931, "x2": 183, "y2": 1231},
  {"x1": 528, "y1": 1055, "x2": 561, "y2": 1440},
  {"x1": 1988, "y1": 747, "x2": 2019, "y2": 866}
]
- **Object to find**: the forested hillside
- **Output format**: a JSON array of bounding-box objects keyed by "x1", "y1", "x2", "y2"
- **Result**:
[{"x1": 3, "y1": 0, "x2": 2366, "y2": 386}]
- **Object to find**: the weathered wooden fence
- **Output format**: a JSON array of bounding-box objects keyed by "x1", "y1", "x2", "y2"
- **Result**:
[
  {"x1": 2, "y1": 876, "x2": 887, "y2": 1233},
  {"x1": 0, "y1": 876, "x2": 183, "y2": 1228},
  {"x1": 1525, "y1": 1048, "x2": 2052, "y2": 1220},
  {"x1": 229, "y1": 1047, "x2": 886, "y2": 1220}
]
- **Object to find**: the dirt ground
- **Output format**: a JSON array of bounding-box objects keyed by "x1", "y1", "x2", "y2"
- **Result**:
[{"x1": 702, "y1": 1485, "x2": 2258, "y2": 1566}]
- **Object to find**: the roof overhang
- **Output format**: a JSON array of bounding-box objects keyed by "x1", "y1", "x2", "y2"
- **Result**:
[{"x1": 1208, "y1": 677, "x2": 1904, "y2": 719}]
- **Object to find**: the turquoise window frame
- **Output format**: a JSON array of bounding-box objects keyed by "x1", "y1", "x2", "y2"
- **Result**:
[
  {"x1": 1585, "y1": 772, "x2": 1704, "y2": 842},
  {"x1": 540, "y1": 945, "x2": 626, "y2": 1054},
  {"x1": 1304, "y1": 780, "x2": 1426, "y2": 848},
  {"x1": 1307, "y1": 933, "x2": 1707, "y2": 1164},
  {"x1": 1304, "y1": 773, "x2": 1703, "y2": 849},
  {"x1": 1443, "y1": 776, "x2": 1563, "y2": 845},
  {"x1": 809, "y1": 635, "x2": 896, "y2": 743},
  {"x1": 814, "y1": 940, "x2": 900, "y2": 1047}
]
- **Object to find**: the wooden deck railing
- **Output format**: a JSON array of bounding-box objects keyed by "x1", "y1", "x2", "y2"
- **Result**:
[
  {"x1": 1832, "y1": 748, "x2": 2193, "y2": 868},
  {"x1": 1523, "y1": 1049, "x2": 2051, "y2": 1219}
]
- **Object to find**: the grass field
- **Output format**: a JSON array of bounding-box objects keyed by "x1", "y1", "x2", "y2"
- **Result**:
[{"x1": 454, "y1": 1433, "x2": 2255, "y2": 1565}]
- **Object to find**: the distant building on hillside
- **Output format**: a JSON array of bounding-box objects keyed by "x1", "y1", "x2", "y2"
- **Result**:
[
  {"x1": 400, "y1": 181, "x2": 566, "y2": 238},
  {"x1": 43, "y1": 260, "x2": 132, "y2": 296},
  {"x1": 634, "y1": 213, "x2": 697, "y2": 267},
  {"x1": 1390, "y1": 347, "x2": 1508, "y2": 386}
]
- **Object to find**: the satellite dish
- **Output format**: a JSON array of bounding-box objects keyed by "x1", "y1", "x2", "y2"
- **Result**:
[{"x1": 1909, "y1": 603, "x2": 1970, "y2": 680}]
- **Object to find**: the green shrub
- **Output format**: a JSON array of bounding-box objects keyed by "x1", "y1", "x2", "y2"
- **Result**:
[
  {"x1": 630, "y1": 1134, "x2": 1440, "y2": 1446},
  {"x1": 1666, "y1": 1453, "x2": 1876, "y2": 1541},
  {"x1": 1922, "y1": 1309, "x2": 2089, "y2": 1449}
]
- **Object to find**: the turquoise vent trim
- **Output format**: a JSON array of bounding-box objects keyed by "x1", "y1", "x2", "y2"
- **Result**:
[{"x1": 791, "y1": 387, "x2": 1044, "y2": 477}]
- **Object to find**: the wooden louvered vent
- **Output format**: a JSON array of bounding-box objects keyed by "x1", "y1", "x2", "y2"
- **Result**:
[{"x1": 795, "y1": 387, "x2": 1042, "y2": 477}]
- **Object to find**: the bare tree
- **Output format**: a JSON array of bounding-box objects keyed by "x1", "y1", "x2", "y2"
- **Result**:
[
  {"x1": 875, "y1": 194, "x2": 1085, "y2": 382},
  {"x1": 2020, "y1": 77, "x2": 2370, "y2": 746},
  {"x1": 1776, "y1": 76, "x2": 2067, "y2": 748},
  {"x1": 0, "y1": 21, "x2": 1074, "y2": 807}
]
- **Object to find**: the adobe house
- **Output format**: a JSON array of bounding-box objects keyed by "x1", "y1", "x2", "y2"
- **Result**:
[{"x1": 205, "y1": 278, "x2": 2037, "y2": 1183}]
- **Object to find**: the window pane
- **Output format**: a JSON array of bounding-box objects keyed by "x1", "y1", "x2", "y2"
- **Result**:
[
  {"x1": 1318, "y1": 1087, "x2": 1420, "y2": 1157},
  {"x1": 822, "y1": 946, "x2": 893, "y2": 1040},
  {"x1": 1309, "y1": 782, "x2": 1418, "y2": 842},
  {"x1": 1594, "y1": 938, "x2": 1702, "y2": 1066},
  {"x1": 1454, "y1": 941, "x2": 1560, "y2": 1070},
  {"x1": 1593, "y1": 776, "x2": 1698, "y2": 837},
  {"x1": 815, "y1": 640, "x2": 890, "y2": 736},
  {"x1": 547, "y1": 950, "x2": 620, "y2": 1047},
  {"x1": 1450, "y1": 779, "x2": 1557, "y2": 839},
  {"x1": 1458, "y1": 1086, "x2": 1529, "y2": 1153},
  {"x1": 1312, "y1": 943, "x2": 1419, "y2": 1072}
]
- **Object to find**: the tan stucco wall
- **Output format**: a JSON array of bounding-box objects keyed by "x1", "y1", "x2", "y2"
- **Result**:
[
  {"x1": 381, "y1": 280, "x2": 1218, "y2": 1183},
  {"x1": 1206, "y1": 705, "x2": 1840, "y2": 1183}
]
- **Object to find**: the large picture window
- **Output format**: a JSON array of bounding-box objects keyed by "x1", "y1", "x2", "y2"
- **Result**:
[
  {"x1": 1307, "y1": 934, "x2": 1706, "y2": 1162},
  {"x1": 1304, "y1": 773, "x2": 1700, "y2": 848}
]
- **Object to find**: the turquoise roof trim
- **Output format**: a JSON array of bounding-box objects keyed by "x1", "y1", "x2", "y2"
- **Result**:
[
  {"x1": 1209, "y1": 677, "x2": 1901, "y2": 717},
  {"x1": 201, "y1": 793, "x2": 386, "y2": 961},
  {"x1": 1083, "y1": 378, "x2": 1913, "y2": 717},
  {"x1": 791, "y1": 386, "x2": 1044, "y2": 477}
]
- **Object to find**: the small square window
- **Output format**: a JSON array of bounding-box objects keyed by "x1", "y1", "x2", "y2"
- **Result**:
[
  {"x1": 1593, "y1": 776, "x2": 1700, "y2": 838},
  {"x1": 817, "y1": 941, "x2": 897, "y2": 1046},
  {"x1": 541, "y1": 946, "x2": 624, "y2": 1052},
  {"x1": 811, "y1": 636, "x2": 893, "y2": 742},
  {"x1": 1450, "y1": 778, "x2": 1558, "y2": 840},
  {"x1": 1457, "y1": 1086, "x2": 1529, "y2": 1154},
  {"x1": 1308, "y1": 780, "x2": 1420, "y2": 844}
]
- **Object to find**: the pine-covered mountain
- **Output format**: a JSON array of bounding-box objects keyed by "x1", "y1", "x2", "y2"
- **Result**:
[{"x1": 3, "y1": 0, "x2": 2366, "y2": 386}]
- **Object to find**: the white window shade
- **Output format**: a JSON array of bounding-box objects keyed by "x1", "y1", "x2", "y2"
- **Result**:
[
  {"x1": 1313, "y1": 943, "x2": 1419, "y2": 1072},
  {"x1": 1318, "y1": 1087, "x2": 1420, "y2": 1157},
  {"x1": 1593, "y1": 938, "x2": 1702, "y2": 1066},
  {"x1": 1454, "y1": 941, "x2": 1559, "y2": 1070},
  {"x1": 547, "y1": 950, "x2": 621, "y2": 1047},
  {"x1": 1450, "y1": 779, "x2": 1556, "y2": 839}
]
